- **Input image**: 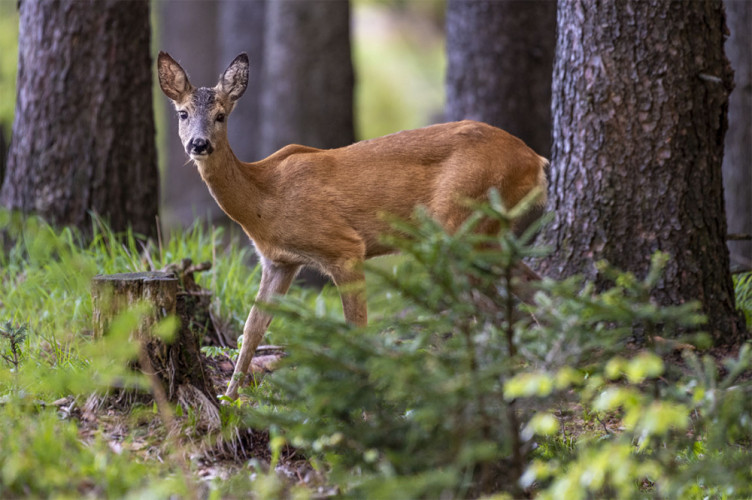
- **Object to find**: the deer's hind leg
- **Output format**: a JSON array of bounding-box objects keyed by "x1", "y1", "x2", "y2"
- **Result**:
[
  {"x1": 329, "y1": 257, "x2": 368, "y2": 328},
  {"x1": 318, "y1": 232, "x2": 368, "y2": 328}
]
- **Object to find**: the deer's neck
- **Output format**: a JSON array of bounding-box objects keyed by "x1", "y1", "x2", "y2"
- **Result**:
[{"x1": 194, "y1": 145, "x2": 268, "y2": 238}]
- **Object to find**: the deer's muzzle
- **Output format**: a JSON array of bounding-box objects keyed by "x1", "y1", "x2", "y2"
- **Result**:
[{"x1": 188, "y1": 138, "x2": 213, "y2": 157}]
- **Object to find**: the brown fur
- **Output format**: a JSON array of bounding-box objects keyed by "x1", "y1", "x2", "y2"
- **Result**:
[{"x1": 158, "y1": 52, "x2": 548, "y2": 400}]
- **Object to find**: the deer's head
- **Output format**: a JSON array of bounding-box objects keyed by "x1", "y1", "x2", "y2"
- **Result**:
[{"x1": 158, "y1": 52, "x2": 249, "y2": 160}]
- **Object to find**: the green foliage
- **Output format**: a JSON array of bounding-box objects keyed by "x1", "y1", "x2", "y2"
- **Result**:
[
  {"x1": 0, "y1": 403, "x2": 186, "y2": 498},
  {"x1": 0, "y1": 321, "x2": 26, "y2": 371},
  {"x1": 241, "y1": 195, "x2": 752, "y2": 498},
  {"x1": 0, "y1": 211, "x2": 261, "y2": 496},
  {"x1": 1, "y1": 204, "x2": 750, "y2": 498},
  {"x1": 734, "y1": 271, "x2": 752, "y2": 328},
  {"x1": 0, "y1": 1, "x2": 18, "y2": 138}
]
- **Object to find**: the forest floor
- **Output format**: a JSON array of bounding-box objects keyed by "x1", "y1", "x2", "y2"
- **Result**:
[
  {"x1": 57, "y1": 316, "x2": 748, "y2": 498},
  {"x1": 57, "y1": 352, "x2": 333, "y2": 498}
]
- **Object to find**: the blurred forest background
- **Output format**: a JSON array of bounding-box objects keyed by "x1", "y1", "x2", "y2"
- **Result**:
[
  {"x1": 0, "y1": 0, "x2": 748, "y2": 332},
  {"x1": 0, "y1": 1, "x2": 751, "y2": 497},
  {"x1": 0, "y1": 0, "x2": 446, "y2": 229}
]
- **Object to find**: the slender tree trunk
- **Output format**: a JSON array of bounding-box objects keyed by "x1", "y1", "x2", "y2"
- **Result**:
[
  {"x1": 219, "y1": 0, "x2": 267, "y2": 164},
  {"x1": 260, "y1": 0, "x2": 354, "y2": 156},
  {"x1": 445, "y1": 0, "x2": 556, "y2": 157},
  {"x1": 2, "y1": 0, "x2": 158, "y2": 238},
  {"x1": 540, "y1": 0, "x2": 745, "y2": 341},
  {"x1": 723, "y1": 0, "x2": 752, "y2": 270},
  {"x1": 159, "y1": 0, "x2": 223, "y2": 228}
]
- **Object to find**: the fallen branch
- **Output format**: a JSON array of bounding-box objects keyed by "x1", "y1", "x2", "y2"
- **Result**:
[{"x1": 727, "y1": 233, "x2": 752, "y2": 241}]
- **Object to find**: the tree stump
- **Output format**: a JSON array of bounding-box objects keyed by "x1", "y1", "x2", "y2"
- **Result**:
[{"x1": 91, "y1": 272, "x2": 219, "y2": 424}]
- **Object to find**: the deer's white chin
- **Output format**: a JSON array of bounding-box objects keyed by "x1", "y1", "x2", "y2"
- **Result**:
[{"x1": 189, "y1": 152, "x2": 210, "y2": 162}]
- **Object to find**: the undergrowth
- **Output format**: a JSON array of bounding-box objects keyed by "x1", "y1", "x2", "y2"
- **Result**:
[
  {"x1": 734, "y1": 271, "x2": 752, "y2": 328},
  {"x1": 0, "y1": 203, "x2": 751, "y2": 499}
]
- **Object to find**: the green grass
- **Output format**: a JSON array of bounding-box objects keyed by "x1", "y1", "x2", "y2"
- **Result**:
[
  {"x1": 0, "y1": 1, "x2": 18, "y2": 138},
  {"x1": 734, "y1": 271, "x2": 752, "y2": 328},
  {"x1": 1, "y1": 210, "x2": 751, "y2": 498}
]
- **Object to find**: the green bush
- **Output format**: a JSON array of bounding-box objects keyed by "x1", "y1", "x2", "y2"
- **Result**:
[
  {"x1": 734, "y1": 272, "x2": 752, "y2": 329},
  {"x1": 0, "y1": 212, "x2": 256, "y2": 497},
  {"x1": 242, "y1": 194, "x2": 752, "y2": 498},
  {"x1": 1, "y1": 204, "x2": 750, "y2": 498}
]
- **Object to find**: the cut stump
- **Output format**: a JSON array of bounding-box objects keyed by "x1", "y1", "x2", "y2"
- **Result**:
[{"x1": 91, "y1": 272, "x2": 219, "y2": 419}]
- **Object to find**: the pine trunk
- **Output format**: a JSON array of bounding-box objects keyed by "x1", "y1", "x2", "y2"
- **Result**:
[
  {"x1": 260, "y1": 0, "x2": 354, "y2": 156},
  {"x1": 723, "y1": 0, "x2": 752, "y2": 270},
  {"x1": 2, "y1": 0, "x2": 159, "y2": 238},
  {"x1": 159, "y1": 0, "x2": 223, "y2": 228},
  {"x1": 445, "y1": 0, "x2": 556, "y2": 157},
  {"x1": 540, "y1": 0, "x2": 745, "y2": 341},
  {"x1": 219, "y1": 0, "x2": 267, "y2": 165}
]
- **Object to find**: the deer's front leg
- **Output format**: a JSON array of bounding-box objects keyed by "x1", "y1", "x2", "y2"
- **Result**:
[{"x1": 225, "y1": 259, "x2": 300, "y2": 400}]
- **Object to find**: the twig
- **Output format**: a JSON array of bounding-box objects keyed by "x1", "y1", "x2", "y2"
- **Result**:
[
  {"x1": 595, "y1": 414, "x2": 613, "y2": 435},
  {"x1": 727, "y1": 233, "x2": 752, "y2": 241},
  {"x1": 137, "y1": 343, "x2": 199, "y2": 499}
]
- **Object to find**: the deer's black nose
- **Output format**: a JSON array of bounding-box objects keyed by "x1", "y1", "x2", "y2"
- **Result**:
[{"x1": 189, "y1": 138, "x2": 213, "y2": 156}]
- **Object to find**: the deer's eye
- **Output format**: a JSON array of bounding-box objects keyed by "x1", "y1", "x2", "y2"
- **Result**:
[
  {"x1": 178, "y1": 110, "x2": 188, "y2": 120},
  {"x1": 216, "y1": 113, "x2": 225, "y2": 123}
]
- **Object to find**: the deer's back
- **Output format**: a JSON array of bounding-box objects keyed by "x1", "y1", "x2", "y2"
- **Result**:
[{"x1": 260, "y1": 120, "x2": 547, "y2": 260}]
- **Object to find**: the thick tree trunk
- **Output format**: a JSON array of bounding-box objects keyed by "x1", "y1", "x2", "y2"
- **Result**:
[
  {"x1": 260, "y1": 0, "x2": 354, "y2": 156},
  {"x1": 2, "y1": 0, "x2": 159, "y2": 238},
  {"x1": 540, "y1": 0, "x2": 745, "y2": 341},
  {"x1": 445, "y1": 0, "x2": 556, "y2": 157},
  {"x1": 723, "y1": 0, "x2": 752, "y2": 270}
]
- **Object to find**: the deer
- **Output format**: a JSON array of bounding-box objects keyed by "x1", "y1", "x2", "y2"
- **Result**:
[{"x1": 157, "y1": 52, "x2": 549, "y2": 400}]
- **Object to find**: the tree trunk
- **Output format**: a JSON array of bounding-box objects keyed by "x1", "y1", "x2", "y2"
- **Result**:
[
  {"x1": 259, "y1": 0, "x2": 354, "y2": 287},
  {"x1": 445, "y1": 0, "x2": 556, "y2": 157},
  {"x1": 219, "y1": 0, "x2": 267, "y2": 164},
  {"x1": 2, "y1": 0, "x2": 159, "y2": 239},
  {"x1": 260, "y1": 0, "x2": 354, "y2": 156},
  {"x1": 159, "y1": 0, "x2": 224, "y2": 228},
  {"x1": 723, "y1": 0, "x2": 752, "y2": 270},
  {"x1": 539, "y1": 0, "x2": 745, "y2": 342}
]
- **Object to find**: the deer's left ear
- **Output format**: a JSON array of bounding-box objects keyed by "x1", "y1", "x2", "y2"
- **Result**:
[{"x1": 218, "y1": 53, "x2": 249, "y2": 102}]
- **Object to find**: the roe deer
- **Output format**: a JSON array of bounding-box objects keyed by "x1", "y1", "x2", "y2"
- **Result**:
[{"x1": 158, "y1": 52, "x2": 548, "y2": 400}]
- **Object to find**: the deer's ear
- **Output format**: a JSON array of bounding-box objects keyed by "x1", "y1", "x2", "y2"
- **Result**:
[
  {"x1": 218, "y1": 53, "x2": 249, "y2": 102},
  {"x1": 158, "y1": 52, "x2": 193, "y2": 102}
]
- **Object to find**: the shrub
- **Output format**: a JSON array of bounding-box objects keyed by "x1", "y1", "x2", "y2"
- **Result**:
[{"x1": 243, "y1": 195, "x2": 752, "y2": 498}]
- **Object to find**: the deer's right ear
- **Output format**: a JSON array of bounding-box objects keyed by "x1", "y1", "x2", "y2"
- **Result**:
[{"x1": 158, "y1": 52, "x2": 193, "y2": 102}]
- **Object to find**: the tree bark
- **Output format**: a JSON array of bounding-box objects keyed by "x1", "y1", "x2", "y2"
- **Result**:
[
  {"x1": 260, "y1": 0, "x2": 354, "y2": 156},
  {"x1": 540, "y1": 0, "x2": 745, "y2": 341},
  {"x1": 445, "y1": 0, "x2": 556, "y2": 157},
  {"x1": 219, "y1": 0, "x2": 267, "y2": 164},
  {"x1": 723, "y1": 0, "x2": 752, "y2": 270},
  {"x1": 159, "y1": 0, "x2": 224, "y2": 228},
  {"x1": 2, "y1": 0, "x2": 159, "y2": 238},
  {"x1": 91, "y1": 271, "x2": 219, "y2": 414}
]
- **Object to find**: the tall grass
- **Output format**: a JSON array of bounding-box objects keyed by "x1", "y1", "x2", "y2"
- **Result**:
[{"x1": 734, "y1": 271, "x2": 752, "y2": 329}]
